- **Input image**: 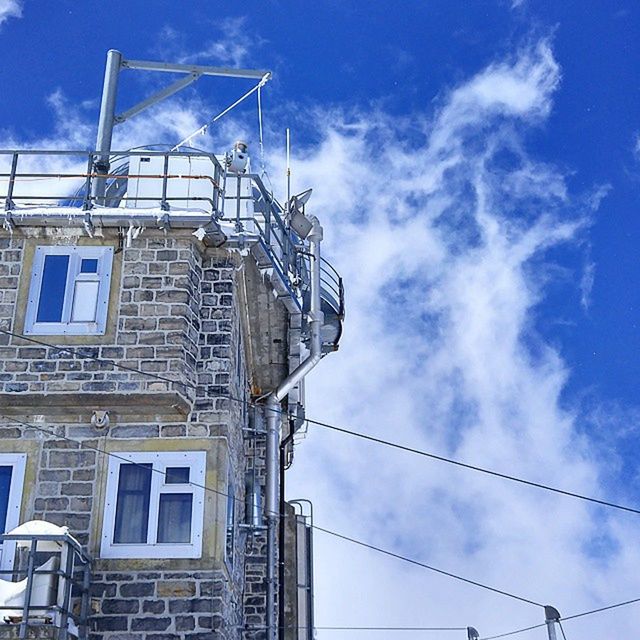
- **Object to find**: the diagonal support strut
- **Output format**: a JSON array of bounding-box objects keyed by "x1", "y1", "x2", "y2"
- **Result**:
[{"x1": 114, "y1": 72, "x2": 202, "y2": 124}]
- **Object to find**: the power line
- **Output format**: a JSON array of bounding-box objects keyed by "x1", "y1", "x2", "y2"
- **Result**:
[
  {"x1": 311, "y1": 628, "x2": 465, "y2": 632},
  {"x1": 479, "y1": 596, "x2": 640, "y2": 640},
  {"x1": 558, "y1": 621, "x2": 568, "y2": 640},
  {"x1": 0, "y1": 412, "x2": 542, "y2": 609},
  {"x1": 479, "y1": 623, "x2": 546, "y2": 640},
  {"x1": 242, "y1": 626, "x2": 467, "y2": 632},
  {"x1": 311, "y1": 524, "x2": 541, "y2": 607},
  {"x1": 561, "y1": 596, "x2": 640, "y2": 622},
  {"x1": 302, "y1": 419, "x2": 640, "y2": 517},
  {"x1": 2, "y1": 327, "x2": 639, "y2": 519}
]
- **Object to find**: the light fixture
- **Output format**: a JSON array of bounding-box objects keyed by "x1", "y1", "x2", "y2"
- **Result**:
[{"x1": 288, "y1": 188, "x2": 313, "y2": 239}]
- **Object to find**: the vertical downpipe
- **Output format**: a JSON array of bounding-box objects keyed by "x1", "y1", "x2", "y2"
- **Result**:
[
  {"x1": 265, "y1": 395, "x2": 281, "y2": 640},
  {"x1": 265, "y1": 219, "x2": 324, "y2": 640},
  {"x1": 93, "y1": 49, "x2": 122, "y2": 204}
]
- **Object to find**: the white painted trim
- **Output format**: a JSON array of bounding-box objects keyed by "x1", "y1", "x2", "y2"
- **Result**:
[
  {"x1": 24, "y1": 245, "x2": 114, "y2": 336},
  {"x1": 0, "y1": 453, "x2": 27, "y2": 574},
  {"x1": 100, "y1": 451, "x2": 206, "y2": 559}
]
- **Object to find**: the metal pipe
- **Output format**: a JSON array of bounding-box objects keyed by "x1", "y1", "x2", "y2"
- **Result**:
[
  {"x1": 19, "y1": 539, "x2": 37, "y2": 639},
  {"x1": 94, "y1": 49, "x2": 123, "y2": 202},
  {"x1": 265, "y1": 217, "x2": 324, "y2": 640},
  {"x1": 122, "y1": 58, "x2": 270, "y2": 80},
  {"x1": 4, "y1": 153, "x2": 18, "y2": 211},
  {"x1": 278, "y1": 426, "x2": 296, "y2": 636}
]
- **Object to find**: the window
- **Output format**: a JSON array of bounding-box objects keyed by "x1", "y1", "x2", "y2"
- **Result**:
[
  {"x1": 101, "y1": 452, "x2": 206, "y2": 559},
  {"x1": 0, "y1": 454, "x2": 26, "y2": 573},
  {"x1": 24, "y1": 246, "x2": 114, "y2": 335}
]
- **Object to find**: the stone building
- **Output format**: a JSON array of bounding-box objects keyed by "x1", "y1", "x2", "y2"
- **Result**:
[{"x1": 0, "y1": 52, "x2": 343, "y2": 640}]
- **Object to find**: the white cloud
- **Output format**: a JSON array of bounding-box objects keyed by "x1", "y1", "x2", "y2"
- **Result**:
[
  {"x1": 158, "y1": 17, "x2": 260, "y2": 68},
  {"x1": 279, "y1": 40, "x2": 640, "y2": 639},
  {"x1": 0, "y1": 0, "x2": 22, "y2": 27}
]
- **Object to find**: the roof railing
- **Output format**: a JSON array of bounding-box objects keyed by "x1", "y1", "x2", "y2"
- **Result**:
[{"x1": 0, "y1": 148, "x2": 344, "y2": 325}]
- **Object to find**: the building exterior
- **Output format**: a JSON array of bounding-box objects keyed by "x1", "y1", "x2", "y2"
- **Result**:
[{"x1": 0, "y1": 52, "x2": 343, "y2": 640}]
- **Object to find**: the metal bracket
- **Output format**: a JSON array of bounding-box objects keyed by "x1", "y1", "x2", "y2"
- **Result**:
[
  {"x1": 3, "y1": 212, "x2": 15, "y2": 234},
  {"x1": 114, "y1": 72, "x2": 202, "y2": 124}
]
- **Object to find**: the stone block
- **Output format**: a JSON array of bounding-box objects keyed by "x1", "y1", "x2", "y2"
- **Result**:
[
  {"x1": 130, "y1": 617, "x2": 172, "y2": 632},
  {"x1": 157, "y1": 580, "x2": 196, "y2": 598},
  {"x1": 120, "y1": 582, "x2": 155, "y2": 598}
]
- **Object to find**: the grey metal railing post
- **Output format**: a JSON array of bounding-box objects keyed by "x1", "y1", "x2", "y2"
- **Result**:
[
  {"x1": 83, "y1": 154, "x2": 95, "y2": 210},
  {"x1": 19, "y1": 539, "x2": 37, "y2": 639},
  {"x1": 161, "y1": 153, "x2": 170, "y2": 211},
  {"x1": 80, "y1": 560, "x2": 91, "y2": 640},
  {"x1": 221, "y1": 158, "x2": 228, "y2": 218},
  {"x1": 265, "y1": 201, "x2": 272, "y2": 246},
  {"x1": 235, "y1": 173, "x2": 242, "y2": 231},
  {"x1": 58, "y1": 543, "x2": 75, "y2": 640},
  {"x1": 5, "y1": 152, "x2": 18, "y2": 211},
  {"x1": 213, "y1": 159, "x2": 221, "y2": 216}
]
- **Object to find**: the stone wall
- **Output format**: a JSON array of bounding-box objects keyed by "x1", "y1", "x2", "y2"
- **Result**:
[
  {"x1": 0, "y1": 227, "x2": 277, "y2": 640},
  {"x1": 0, "y1": 230, "x2": 205, "y2": 404}
]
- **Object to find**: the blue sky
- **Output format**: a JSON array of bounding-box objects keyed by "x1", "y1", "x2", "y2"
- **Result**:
[
  {"x1": 2, "y1": 1, "x2": 640, "y2": 637},
  {"x1": 1, "y1": 1, "x2": 638, "y2": 405}
]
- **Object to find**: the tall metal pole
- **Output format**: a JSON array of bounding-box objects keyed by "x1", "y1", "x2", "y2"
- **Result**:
[
  {"x1": 93, "y1": 49, "x2": 122, "y2": 203},
  {"x1": 544, "y1": 605, "x2": 561, "y2": 640}
]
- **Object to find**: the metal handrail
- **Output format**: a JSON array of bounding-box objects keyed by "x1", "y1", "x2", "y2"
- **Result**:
[{"x1": 0, "y1": 148, "x2": 344, "y2": 324}]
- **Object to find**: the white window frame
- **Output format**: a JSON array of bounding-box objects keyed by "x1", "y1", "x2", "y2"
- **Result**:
[
  {"x1": 24, "y1": 245, "x2": 114, "y2": 335},
  {"x1": 101, "y1": 451, "x2": 206, "y2": 559},
  {"x1": 0, "y1": 454, "x2": 26, "y2": 573}
]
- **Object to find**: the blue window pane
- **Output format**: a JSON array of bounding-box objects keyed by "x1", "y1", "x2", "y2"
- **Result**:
[
  {"x1": 80, "y1": 259, "x2": 98, "y2": 273},
  {"x1": 165, "y1": 467, "x2": 190, "y2": 484},
  {"x1": 0, "y1": 466, "x2": 13, "y2": 535},
  {"x1": 114, "y1": 464, "x2": 152, "y2": 544},
  {"x1": 36, "y1": 255, "x2": 69, "y2": 322},
  {"x1": 157, "y1": 494, "x2": 192, "y2": 543}
]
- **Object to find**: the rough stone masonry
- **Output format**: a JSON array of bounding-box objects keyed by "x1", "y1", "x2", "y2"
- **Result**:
[{"x1": 0, "y1": 226, "x2": 284, "y2": 639}]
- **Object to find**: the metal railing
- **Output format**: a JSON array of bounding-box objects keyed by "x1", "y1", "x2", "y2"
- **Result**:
[
  {"x1": 0, "y1": 149, "x2": 222, "y2": 212},
  {"x1": 0, "y1": 532, "x2": 91, "y2": 640},
  {"x1": 0, "y1": 148, "x2": 344, "y2": 334}
]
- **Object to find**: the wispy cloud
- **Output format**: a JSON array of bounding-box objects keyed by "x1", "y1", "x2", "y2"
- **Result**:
[
  {"x1": 0, "y1": 0, "x2": 22, "y2": 27},
  {"x1": 279, "y1": 39, "x2": 640, "y2": 638},
  {"x1": 157, "y1": 17, "x2": 262, "y2": 68}
]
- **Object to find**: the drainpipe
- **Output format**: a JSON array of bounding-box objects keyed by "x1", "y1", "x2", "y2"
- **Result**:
[
  {"x1": 265, "y1": 217, "x2": 324, "y2": 640},
  {"x1": 278, "y1": 427, "x2": 295, "y2": 637}
]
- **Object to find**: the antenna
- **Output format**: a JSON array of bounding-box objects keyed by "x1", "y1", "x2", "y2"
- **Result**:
[{"x1": 286, "y1": 128, "x2": 291, "y2": 222}]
